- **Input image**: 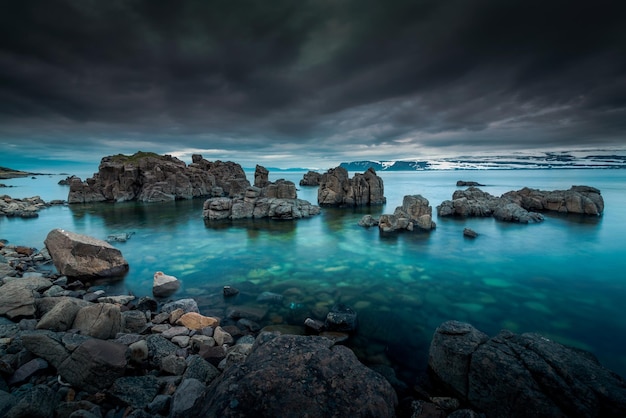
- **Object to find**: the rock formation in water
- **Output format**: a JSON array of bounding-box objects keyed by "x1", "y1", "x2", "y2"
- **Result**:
[
  {"x1": 203, "y1": 165, "x2": 318, "y2": 220},
  {"x1": 317, "y1": 167, "x2": 386, "y2": 207},
  {"x1": 68, "y1": 152, "x2": 250, "y2": 203},
  {"x1": 0, "y1": 195, "x2": 61, "y2": 218},
  {"x1": 437, "y1": 185, "x2": 603, "y2": 223},
  {"x1": 456, "y1": 180, "x2": 485, "y2": 187},
  {"x1": 299, "y1": 170, "x2": 322, "y2": 186},
  {"x1": 44, "y1": 228, "x2": 129, "y2": 279},
  {"x1": 429, "y1": 320, "x2": 626, "y2": 417},
  {"x1": 359, "y1": 194, "x2": 436, "y2": 232}
]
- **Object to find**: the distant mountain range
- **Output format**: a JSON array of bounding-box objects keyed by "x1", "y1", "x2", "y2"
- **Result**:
[{"x1": 339, "y1": 150, "x2": 626, "y2": 171}]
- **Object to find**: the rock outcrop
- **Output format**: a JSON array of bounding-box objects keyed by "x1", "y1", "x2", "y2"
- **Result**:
[
  {"x1": 429, "y1": 321, "x2": 626, "y2": 417},
  {"x1": 437, "y1": 185, "x2": 604, "y2": 223},
  {"x1": 195, "y1": 333, "x2": 398, "y2": 417},
  {"x1": 203, "y1": 168, "x2": 318, "y2": 220},
  {"x1": 0, "y1": 195, "x2": 63, "y2": 218},
  {"x1": 44, "y1": 229, "x2": 129, "y2": 279},
  {"x1": 360, "y1": 194, "x2": 436, "y2": 232},
  {"x1": 317, "y1": 167, "x2": 386, "y2": 206},
  {"x1": 68, "y1": 152, "x2": 250, "y2": 203},
  {"x1": 299, "y1": 170, "x2": 322, "y2": 186}
]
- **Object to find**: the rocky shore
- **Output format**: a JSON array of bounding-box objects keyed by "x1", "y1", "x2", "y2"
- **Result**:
[
  {"x1": 1, "y1": 196, "x2": 65, "y2": 218},
  {"x1": 1, "y1": 231, "x2": 625, "y2": 417}
]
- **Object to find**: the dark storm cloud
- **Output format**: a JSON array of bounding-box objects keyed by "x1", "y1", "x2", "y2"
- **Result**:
[{"x1": 0, "y1": 0, "x2": 625, "y2": 167}]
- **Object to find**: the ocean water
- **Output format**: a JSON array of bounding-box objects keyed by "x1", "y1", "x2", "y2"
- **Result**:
[{"x1": 1, "y1": 168, "x2": 625, "y2": 383}]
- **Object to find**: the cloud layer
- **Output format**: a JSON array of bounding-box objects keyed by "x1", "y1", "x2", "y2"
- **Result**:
[{"x1": 1, "y1": 0, "x2": 625, "y2": 168}]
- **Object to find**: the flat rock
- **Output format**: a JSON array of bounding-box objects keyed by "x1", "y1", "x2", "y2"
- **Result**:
[{"x1": 176, "y1": 312, "x2": 219, "y2": 330}]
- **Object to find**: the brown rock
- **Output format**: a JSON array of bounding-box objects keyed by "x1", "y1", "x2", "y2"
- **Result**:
[
  {"x1": 176, "y1": 312, "x2": 219, "y2": 330},
  {"x1": 0, "y1": 276, "x2": 52, "y2": 319},
  {"x1": 44, "y1": 229, "x2": 129, "y2": 279}
]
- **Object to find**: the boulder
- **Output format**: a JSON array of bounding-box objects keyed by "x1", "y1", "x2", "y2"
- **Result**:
[
  {"x1": 377, "y1": 194, "x2": 436, "y2": 232},
  {"x1": 153, "y1": 271, "x2": 181, "y2": 297},
  {"x1": 429, "y1": 321, "x2": 626, "y2": 417},
  {"x1": 325, "y1": 303, "x2": 358, "y2": 332},
  {"x1": 299, "y1": 171, "x2": 322, "y2": 186},
  {"x1": 317, "y1": 167, "x2": 386, "y2": 207},
  {"x1": 59, "y1": 338, "x2": 127, "y2": 393},
  {"x1": 195, "y1": 333, "x2": 397, "y2": 417},
  {"x1": 170, "y1": 378, "x2": 207, "y2": 418},
  {"x1": 44, "y1": 229, "x2": 129, "y2": 279},
  {"x1": 107, "y1": 375, "x2": 161, "y2": 409},
  {"x1": 161, "y1": 299, "x2": 199, "y2": 314},
  {"x1": 20, "y1": 330, "x2": 75, "y2": 369},
  {"x1": 0, "y1": 276, "x2": 52, "y2": 319},
  {"x1": 456, "y1": 180, "x2": 485, "y2": 187},
  {"x1": 358, "y1": 214, "x2": 379, "y2": 227},
  {"x1": 72, "y1": 303, "x2": 123, "y2": 339},
  {"x1": 493, "y1": 202, "x2": 544, "y2": 223},
  {"x1": 463, "y1": 228, "x2": 478, "y2": 238}
]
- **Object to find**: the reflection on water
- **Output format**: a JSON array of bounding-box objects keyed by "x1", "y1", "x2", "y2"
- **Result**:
[{"x1": 1, "y1": 169, "x2": 625, "y2": 383}]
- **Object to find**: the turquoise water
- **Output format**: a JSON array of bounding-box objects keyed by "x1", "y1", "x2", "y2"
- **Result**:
[{"x1": 2, "y1": 169, "x2": 626, "y2": 382}]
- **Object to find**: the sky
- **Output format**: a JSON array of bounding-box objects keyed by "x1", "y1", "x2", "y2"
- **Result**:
[{"x1": 1, "y1": 0, "x2": 625, "y2": 170}]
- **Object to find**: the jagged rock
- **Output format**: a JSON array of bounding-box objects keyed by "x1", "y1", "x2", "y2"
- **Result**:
[
  {"x1": 456, "y1": 180, "x2": 485, "y2": 187},
  {"x1": 493, "y1": 202, "x2": 544, "y2": 223},
  {"x1": 358, "y1": 214, "x2": 379, "y2": 227},
  {"x1": 0, "y1": 195, "x2": 46, "y2": 218},
  {"x1": 72, "y1": 303, "x2": 123, "y2": 339},
  {"x1": 463, "y1": 228, "x2": 478, "y2": 238},
  {"x1": 378, "y1": 195, "x2": 436, "y2": 232},
  {"x1": 58, "y1": 175, "x2": 79, "y2": 185},
  {"x1": 44, "y1": 229, "x2": 129, "y2": 279},
  {"x1": 195, "y1": 333, "x2": 397, "y2": 417},
  {"x1": 161, "y1": 299, "x2": 199, "y2": 314},
  {"x1": 203, "y1": 194, "x2": 319, "y2": 220},
  {"x1": 0, "y1": 276, "x2": 52, "y2": 319},
  {"x1": 59, "y1": 338, "x2": 127, "y2": 393},
  {"x1": 503, "y1": 185, "x2": 604, "y2": 215},
  {"x1": 438, "y1": 185, "x2": 603, "y2": 223},
  {"x1": 429, "y1": 320, "x2": 626, "y2": 417},
  {"x1": 68, "y1": 152, "x2": 249, "y2": 203},
  {"x1": 318, "y1": 167, "x2": 386, "y2": 206},
  {"x1": 253, "y1": 165, "x2": 270, "y2": 188},
  {"x1": 153, "y1": 271, "x2": 181, "y2": 298},
  {"x1": 299, "y1": 171, "x2": 322, "y2": 186},
  {"x1": 325, "y1": 304, "x2": 358, "y2": 332}
]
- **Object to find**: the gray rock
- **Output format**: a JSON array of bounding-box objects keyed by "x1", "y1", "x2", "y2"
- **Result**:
[
  {"x1": 299, "y1": 171, "x2": 322, "y2": 186},
  {"x1": 318, "y1": 166, "x2": 386, "y2": 207},
  {"x1": 96, "y1": 295, "x2": 135, "y2": 305},
  {"x1": 161, "y1": 299, "x2": 198, "y2": 315},
  {"x1": 429, "y1": 321, "x2": 626, "y2": 417},
  {"x1": 325, "y1": 303, "x2": 358, "y2": 332},
  {"x1": 463, "y1": 228, "x2": 478, "y2": 238},
  {"x1": 145, "y1": 335, "x2": 180, "y2": 369},
  {"x1": 161, "y1": 354, "x2": 187, "y2": 375},
  {"x1": 122, "y1": 310, "x2": 148, "y2": 333},
  {"x1": 72, "y1": 303, "x2": 122, "y2": 339},
  {"x1": 169, "y1": 378, "x2": 206, "y2": 418},
  {"x1": 456, "y1": 180, "x2": 485, "y2": 187},
  {"x1": 147, "y1": 394, "x2": 171, "y2": 416},
  {"x1": 20, "y1": 330, "x2": 73, "y2": 368},
  {"x1": 196, "y1": 334, "x2": 397, "y2": 417},
  {"x1": 222, "y1": 286, "x2": 239, "y2": 297},
  {"x1": 7, "y1": 358, "x2": 48, "y2": 385},
  {"x1": 183, "y1": 354, "x2": 220, "y2": 385},
  {"x1": 107, "y1": 375, "x2": 161, "y2": 409},
  {"x1": 5, "y1": 384, "x2": 56, "y2": 418},
  {"x1": 358, "y1": 214, "x2": 379, "y2": 227},
  {"x1": 44, "y1": 229, "x2": 129, "y2": 278},
  {"x1": 0, "y1": 391, "x2": 17, "y2": 417},
  {"x1": 128, "y1": 339, "x2": 149, "y2": 363},
  {"x1": 0, "y1": 276, "x2": 52, "y2": 319},
  {"x1": 493, "y1": 201, "x2": 544, "y2": 223},
  {"x1": 136, "y1": 296, "x2": 158, "y2": 312},
  {"x1": 36, "y1": 297, "x2": 88, "y2": 331},
  {"x1": 59, "y1": 338, "x2": 127, "y2": 393}
]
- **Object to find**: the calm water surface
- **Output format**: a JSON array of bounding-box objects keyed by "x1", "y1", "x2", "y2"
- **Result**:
[{"x1": 2, "y1": 169, "x2": 625, "y2": 383}]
